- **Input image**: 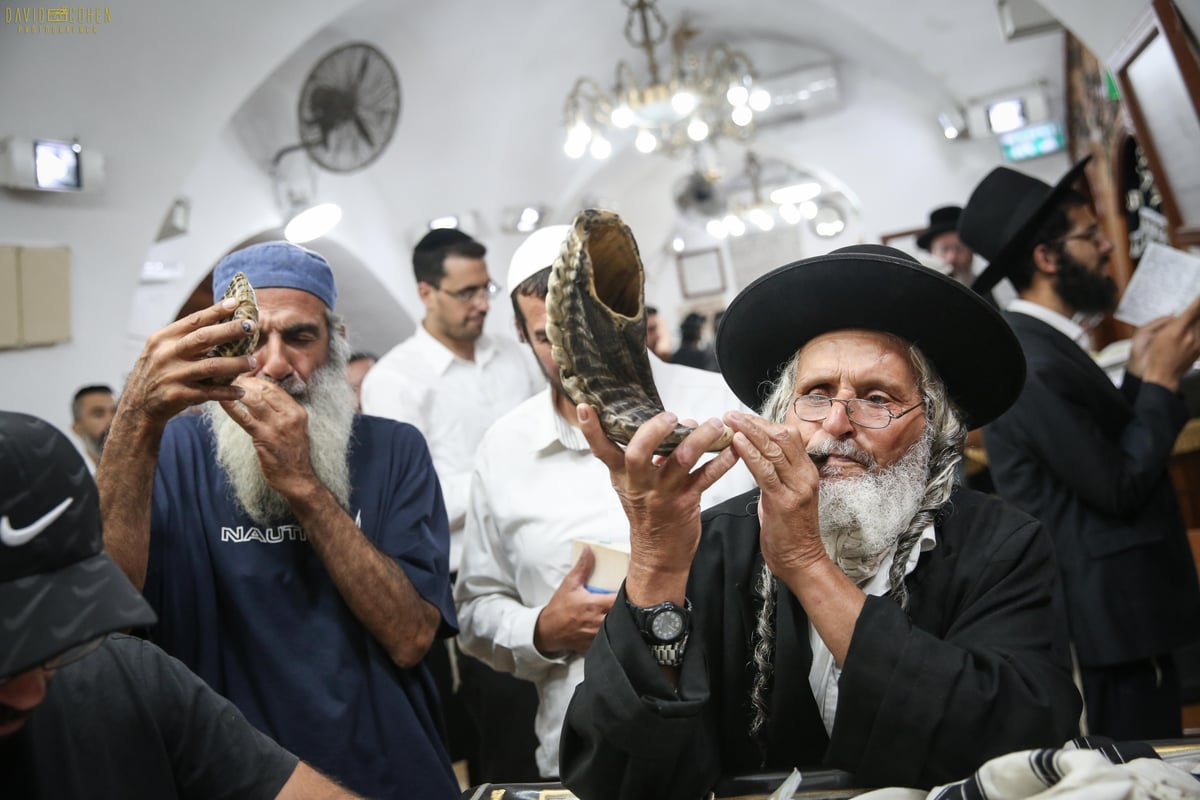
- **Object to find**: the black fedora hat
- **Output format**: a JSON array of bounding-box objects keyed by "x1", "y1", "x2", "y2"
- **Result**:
[
  {"x1": 715, "y1": 244, "x2": 1025, "y2": 429},
  {"x1": 960, "y1": 156, "x2": 1092, "y2": 295},
  {"x1": 915, "y1": 205, "x2": 963, "y2": 252}
]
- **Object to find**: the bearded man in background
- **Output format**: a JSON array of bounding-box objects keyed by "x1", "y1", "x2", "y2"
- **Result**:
[
  {"x1": 560, "y1": 245, "x2": 1081, "y2": 799},
  {"x1": 961, "y1": 159, "x2": 1200, "y2": 741},
  {"x1": 98, "y1": 241, "x2": 461, "y2": 800}
]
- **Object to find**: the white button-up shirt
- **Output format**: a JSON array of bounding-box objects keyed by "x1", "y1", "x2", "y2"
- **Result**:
[
  {"x1": 807, "y1": 525, "x2": 937, "y2": 735},
  {"x1": 361, "y1": 325, "x2": 544, "y2": 570},
  {"x1": 455, "y1": 357, "x2": 756, "y2": 777}
]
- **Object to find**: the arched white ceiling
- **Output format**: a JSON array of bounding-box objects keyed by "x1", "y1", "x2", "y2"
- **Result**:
[{"x1": 0, "y1": 0, "x2": 1152, "y2": 431}]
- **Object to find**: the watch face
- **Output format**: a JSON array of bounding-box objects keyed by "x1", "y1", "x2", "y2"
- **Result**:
[{"x1": 650, "y1": 609, "x2": 684, "y2": 642}]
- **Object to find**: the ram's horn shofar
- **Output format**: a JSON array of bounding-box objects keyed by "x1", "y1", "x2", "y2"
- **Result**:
[
  {"x1": 546, "y1": 209, "x2": 734, "y2": 456},
  {"x1": 204, "y1": 271, "x2": 260, "y2": 385}
]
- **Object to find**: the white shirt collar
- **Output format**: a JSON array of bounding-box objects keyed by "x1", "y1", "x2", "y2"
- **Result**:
[
  {"x1": 527, "y1": 386, "x2": 590, "y2": 454},
  {"x1": 858, "y1": 524, "x2": 938, "y2": 597},
  {"x1": 413, "y1": 324, "x2": 498, "y2": 375},
  {"x1": 1007, "y1": 299, "x2": 1093, "y2": 353}
]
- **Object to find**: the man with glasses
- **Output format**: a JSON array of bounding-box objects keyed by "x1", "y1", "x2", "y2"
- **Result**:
[
  {"x1": 0, "y1": 411, "x2": 358, "y2": 798},
  {"x1": 960, "y1": 158, "x2": 1200, "y2": 740},
  {"x1": 560, "y1": 245, "x2": 1080, "y2": 798},
  {"x1": 362, "y1": 227, "x2": 544, "y2": 782},
  {"x1": 363, "y1": 228, "x2": 543, "y2": 572}
]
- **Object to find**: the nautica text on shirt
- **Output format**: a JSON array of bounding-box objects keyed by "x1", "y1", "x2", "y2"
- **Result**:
[{"x1": 220, "y1": 524, "x2": 307, "y2": 543}]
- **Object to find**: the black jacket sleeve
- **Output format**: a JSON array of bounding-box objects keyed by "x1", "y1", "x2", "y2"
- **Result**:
[{"x1": 560, "y1": 588, "x2": 720, "y2": 800}]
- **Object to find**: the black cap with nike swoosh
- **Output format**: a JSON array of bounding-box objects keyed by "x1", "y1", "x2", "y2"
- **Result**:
[{"x1": 0, "y1": 411, "x2": 156, "y2": 679}]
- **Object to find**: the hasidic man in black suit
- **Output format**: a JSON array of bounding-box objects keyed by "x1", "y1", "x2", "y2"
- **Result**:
[
  {"x1": 560, "y1": 245, "x2": 1081, "y2": 798},
  {"x1": 960, "y1": 157, "x2": 1200, "y2": 741}
]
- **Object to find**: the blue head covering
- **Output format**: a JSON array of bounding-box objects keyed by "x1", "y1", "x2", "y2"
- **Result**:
[{"x1": 212, "y1": 241, "x2": 337, "y2": 309}]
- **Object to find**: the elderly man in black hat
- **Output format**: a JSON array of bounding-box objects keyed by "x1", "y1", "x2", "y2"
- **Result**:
[
  {"x1": 960, "y1": 158, "x2": 1200, "y2": 741},
  {"x1": 917, "y1": 205, "x2": 1015, "y2": 309},
  {"x1": 559, "y1": 245, "x2": 1081, "y2": 798},
  {"x1": 0, "y1": 411, "x2": 357, "y2": 797}
]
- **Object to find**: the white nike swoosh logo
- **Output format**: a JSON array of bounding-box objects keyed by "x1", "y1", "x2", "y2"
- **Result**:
[{"x1": 0, "y1": 497, "x2": 74, "y2": 547}]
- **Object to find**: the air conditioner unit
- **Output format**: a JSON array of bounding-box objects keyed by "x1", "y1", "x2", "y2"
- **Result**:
[{"x1": 997, "y1": 0, "x2": 1062, "y2": 41}]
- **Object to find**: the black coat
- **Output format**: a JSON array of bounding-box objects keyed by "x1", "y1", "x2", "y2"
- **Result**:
[
  {"x1": 983, "y1": 311, "x2": 1200, "y2": 667},
  {"x1": 560, "y1": 488, "x2": 1081, "y2": 799}
]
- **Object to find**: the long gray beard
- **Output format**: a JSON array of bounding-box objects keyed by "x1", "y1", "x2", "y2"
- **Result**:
[
  {"x1": 747, "y1": 431, "x2": 932, "y2": 750},
  {"x1": 205, "y1": 358, "x2": 357, "y2": 525},
  {"x1": 814, "y1": 434, "x2": 931, "y2": 583}
]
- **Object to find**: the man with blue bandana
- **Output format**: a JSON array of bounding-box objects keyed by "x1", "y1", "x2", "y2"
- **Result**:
[{"x1": 99, "y1": 241, "x2": 460, "y2": 799}]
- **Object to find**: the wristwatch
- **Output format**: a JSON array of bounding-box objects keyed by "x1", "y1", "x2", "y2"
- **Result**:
[{"x1": 625, "y1": 597, "x2": 692, "y2": 667}]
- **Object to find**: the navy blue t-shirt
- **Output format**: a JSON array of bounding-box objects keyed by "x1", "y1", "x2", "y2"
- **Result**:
[{"x1": 146, "y1": 413, "x2": 459, "y2": 799}]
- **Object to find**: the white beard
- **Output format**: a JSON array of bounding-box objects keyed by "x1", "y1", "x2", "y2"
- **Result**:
[
  {"x1": 205, "y1": 356, "x2": 357, "y2": 525},
  {"x1": 814, "y1": 433, "x2": 931, "y2": 583}
]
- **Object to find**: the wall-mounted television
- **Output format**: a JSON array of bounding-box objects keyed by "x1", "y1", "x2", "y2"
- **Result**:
[{"x1": 33, "y1": 139, "x2": 82, "y2": 191}]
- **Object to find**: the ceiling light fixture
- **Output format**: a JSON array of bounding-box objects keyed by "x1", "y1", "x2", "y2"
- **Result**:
[
  {"x1": 562, "y1": 0, "x2": 768, "y2": 160},
  {"x1": 285, "y1": 202, "x2": 343, "y2": 244},
  {"x1": 719, "y1": 151, "x2": 821, "y2": 237},
  {"x1": 272, "y1": 148, "x2": 342, "y2": 244},
  {"x1": 938, "y1": 109, "x2": 966, "y2": 140}
]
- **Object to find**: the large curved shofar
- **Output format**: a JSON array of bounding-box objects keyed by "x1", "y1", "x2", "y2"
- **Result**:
[{"x1": 546, "y1": 209, "x2": 734, "y2": 456}]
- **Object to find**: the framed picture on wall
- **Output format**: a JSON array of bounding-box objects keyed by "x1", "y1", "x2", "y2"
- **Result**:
[
  {"x1": 676, "y1": 248, "x2": 726, "y2": 298},
  {"x1": 1112, "y1": 0, "x2": 1200, "y2": 246}
]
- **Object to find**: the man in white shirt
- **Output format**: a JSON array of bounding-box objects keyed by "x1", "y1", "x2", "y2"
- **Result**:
[
  {"x1": 361, "y1": 228, "x2": 544, "y2": 570},
  {"x1": 455, "y1": 225, "x2": 754, "y2": 778},
  {"x1": 361, "y1": 228, "x2": 544, "y2": 783},
  {"x1": 960, "y1": 157, "x2": 1200, "y2": 741}
]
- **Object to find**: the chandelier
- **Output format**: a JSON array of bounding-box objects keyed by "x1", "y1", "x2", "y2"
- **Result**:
[
  {"x1": 562, "y1": 0, "x2": 771, "y2": 160},
  {"x1": 673, "y1": 151, "x2": 856, "y2": 248}
]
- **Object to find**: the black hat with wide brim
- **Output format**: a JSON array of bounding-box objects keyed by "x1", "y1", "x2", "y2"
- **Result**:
[
  {"x1": 960, "y1": 156, "x2": 1092, "y2": 295},
  {"x1": 716, "y1": 244, "x2": 1025, "y2": 429},
  {"x1": 915, "y1": 205, "x2": 963, "y2": 251}
]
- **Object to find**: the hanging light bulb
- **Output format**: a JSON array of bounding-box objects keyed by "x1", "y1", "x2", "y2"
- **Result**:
[
  {"x1": 731, "y1": 105, "x2": 753, "y2": 127},
  {"x1": 747, "y1": 208, "x2": 775, "y2": 231},
  {"x1": 611, "y1": 104, "x2": 635, "y2": 129},
  {"x1": 748, "y1": 88, "x2": 771, "y2": 112},
  {"x1": 687, "y1": 118, "x2": 710, "y2": 142},
  {"x1": 706, "y1": 218, "x2": 728, "y2": 239},
  {"x1": 564, "y1": 121, "x2": 592, "y2": 159},
  {"x1": 672, "y1": 90, "x2": 699, "y2": 116},
  {"x1": 727, "y1": 83, "x2": 749, "y2": 106},
  {"x1": 589, "y1": 135, "x2": 612, "y2": 159},
  {"x1": 635, "y1": 128, "x2": 658, "y2": 153},
  {"x1": 723, "y1": 214, "x2": 746, "y2": 237},
  {"x1": 778, "y1": 203, "x2": 802, "y2": 225}
]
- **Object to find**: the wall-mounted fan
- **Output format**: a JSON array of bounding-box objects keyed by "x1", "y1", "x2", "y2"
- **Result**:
[
  {"x1": 273, "y1": 41, "x2": 401, "y2": 174},
  {"x1": 673, "y1": 168, "x2": 726, "y2": 219}
]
